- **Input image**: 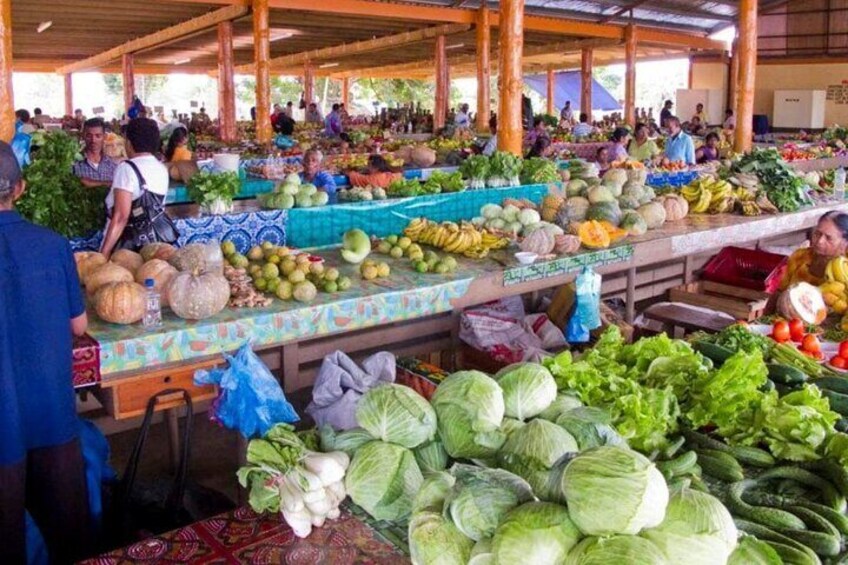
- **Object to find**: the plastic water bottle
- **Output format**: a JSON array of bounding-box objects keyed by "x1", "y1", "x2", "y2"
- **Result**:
[
  {"x1": 836, "y1": 168, "x2": 846, "y2": 201},
  {"x1": 142, "y1": 278, "x2": 162, "y2": 330}
]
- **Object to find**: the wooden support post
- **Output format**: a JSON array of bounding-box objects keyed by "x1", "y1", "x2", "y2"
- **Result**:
[
  {"x1": 341, "y1": 77, "x2": 350, "y2": 108},
  {"x1": 728, "y1": 36, "x2": 739, "y2": 118},
  {"x1": 580, "y1": 48, "x2": 593, "y2": 119},
  {"x1": 626, "y1": 267, "x2": 636, "y2": 324},
  {"x1": 546, "y1": 67, "x2": 555, "y2": 116},
  {"x1": 217, "y1": 21, "x2": 237, "y2": 143},
  {"x1": 122, "y1": 53, "x2": 135, "y2": 115},
  {"x1": 303, "y1": 62, "x2": 314, "y2": 105},
  {"x1": 624, "y1": 24, "x2": 637, "y2": 127},
  {"x1": 64, "y1": 74, "x2": 73, "y2": 118},
  {"x1": 497, "y1": 0, "x2": 524, "y2": 155},
  {"x1": 476, "y1": 6, "x2": 490, "y2": 132},
  {"x1": 434, "y1": 35, "x2": 447, "y2": 131},
  {"x1": 687, "y1": 55, "x2": 694, "y2": 89},
  {"x1": 735, "y1": 0, "x2": 757, "y2": 153},
  {"x1": 253, "y1": 0, "x2": 272, "y2": 144},
  {"x1": 0, "y1": 0, "x2": 10, "y2": 143}
]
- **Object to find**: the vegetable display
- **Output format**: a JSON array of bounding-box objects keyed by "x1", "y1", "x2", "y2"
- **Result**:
[
  {"x1": 732, "y1": 148, "x2": 810, "y2": 213},
  {"x1": 187, "y1": 171, "x2": 242, "y2": 214}
]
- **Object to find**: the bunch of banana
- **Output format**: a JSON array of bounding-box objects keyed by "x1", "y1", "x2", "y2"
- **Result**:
[
  {"x1": 826, "y1": 257, "x2": 848, "y2": 284},
  {"x1": 736, "y1": 201, "x2": 762, "y2": 216},
  {"x1": 755, "y1": 194, "x2": 779, "y2": 214},
  {"x1": 733, "y1": 186, "x2": 757, "y2": 202},
  {"x1": 403, "y1": 218, "x2": 508, "y2": 257},
  {"x1": 681, "y1": 178, "x2": 736, "y2": 215}
]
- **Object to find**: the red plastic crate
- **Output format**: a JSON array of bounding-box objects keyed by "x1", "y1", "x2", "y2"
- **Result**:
[{"x1": 701, "y1": 246, "x2": 788, "y2": 294}]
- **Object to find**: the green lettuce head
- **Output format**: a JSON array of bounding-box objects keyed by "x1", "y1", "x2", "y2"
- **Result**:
[
  {"x1": 492, "y1": 502, "x2": 581, "y2": 565},
  {"x1": 494, "y1": 363, "x2": 558, "y2": 421},
  {"x1": 728, "y1": 535, "x2": 782, "y2": 565},
  {"x1": 497, "y1": 419, "x2": 578, "y2": 500},
  {"x1": 408, "y1": 511, "x2": 474, "y2": 565},
  {"x1": 431, "y1": 371, "x2": 506, "y2": 459},
  {"x1": 562, "y1": 446, "x2": 669, "y2": 536},
  {"x1": 344, "y1": 440, "x2": 423, "y2": 522},
  {"x1": 565, "y1": 535, "x2": 669, "y2": 565},
  {"x1": 355, "y1": 383, "x2": 436, "y2": 449}
]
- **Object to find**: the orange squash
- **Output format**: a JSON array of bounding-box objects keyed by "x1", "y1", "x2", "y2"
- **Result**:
[
  {"x1": 74, "y1": 252, "x2": 107, "y2": 285},
  {"x1": 597, "y1": 221, "x2": 629, "y2": 243},
  {"x1": 578, "y1": 221, "x2": 611, "y2": 249},
  {"x1": 86, "y1": 262, "x2": 134, "y2": 297},
  {"x1": 95, "y1": 281, "x2": 146, "y2": 324}
]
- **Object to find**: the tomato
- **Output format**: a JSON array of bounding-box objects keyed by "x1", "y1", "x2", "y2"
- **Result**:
[
  {"x1": 772, "y1": 321, "x2": 791, "y2": 343},
  {"x1": 802, "y1": 334, "x2": 822, "y2": 354},
  {"x1": 839, "y1": 341, "x2": 848, "y2": 359},
  {"x1": 832, "y1": 356, "x2": 848, "y2": 369},
  {"x1": 788, "y1": 319, "x2": 805, "y2": 342}
]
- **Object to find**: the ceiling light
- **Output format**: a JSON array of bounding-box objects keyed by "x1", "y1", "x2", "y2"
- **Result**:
[
  {"x1": 319, "y1": 62, "x2": 340, "y2": 68},
  {"x1": 37, "y1": 21, "x2": 52, "y2": 33},
  {"x1": 447, "y1": 43, "x2": 465, "y2": 50},
  {"x1": 174, "y1": 58, "x2": 192, "y2": 65}
]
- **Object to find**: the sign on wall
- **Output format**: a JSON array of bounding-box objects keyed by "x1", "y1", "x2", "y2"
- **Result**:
[{"x1": 826, "y1": 81, "x2": 848, "y2": 104}]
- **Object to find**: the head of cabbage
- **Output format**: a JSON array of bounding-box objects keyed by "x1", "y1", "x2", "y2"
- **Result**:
[
  {"x1": 355, "y1": 383, "x2": 436, "y2": 449},
  {"x1": 409, "y1": 511, "x2": 475, "y2": 565},
  {"x1": 344, "y1": 440, "x2": 424, "y2": 522},
  {"x1": 641, "y1": 487, "x2": 737, "y2": 565},
  {"x1": 728, "y1": 535, "x2": 782, "y2": 565},
  {"x1": 431, "y1": 371, "x2": 506, "y2": 459},
  {"x1": 414, "y1": 438, "x2": 449, "y2": 476},
  {"x1": 561, "y1": 445, "x2": 669, "y2": 536},
  {"x1": 537, "y1": 394, "x2": 583, "y2": 422},
  {"x1": 492, "y1": 502, "x2": 581, "y2": 565},
  {"x1": 494, "y1": 363, "x2": 558, "y2": 421},
  {"x1": 565, "y1": 534, "x2": 669, "y2": 565}
]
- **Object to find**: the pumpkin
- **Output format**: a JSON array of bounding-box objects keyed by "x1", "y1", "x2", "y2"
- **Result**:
[
  {"x1": 778, "y1": 283, "x2": 827, "y2": 325},
  {"x1": 578, "y1": 221, "x2": 611, "y2": 249},
  {"x1": 111, "y1": 249, "x2": 144, "y2": 275},
  {"x1": 167, "y1": 270, "x2": 230, "y2": 320},
  {"x1": 169, "y1": 243, "x2": 222, "y2": 273},
  {"x1": 394, "y1": 146, "x2": 414, "y2": 163},
  {"x1": 586, "y1": 201, "x2": 622, "y2": 226},
  {"x1": 541, "y1": 194, "x2": 565, "y2": 222},
  {"x1": 636, "y1": 201, "x2": 667, "y2": 230},
  {"x1": 620, "y1": 210, "x2": 648, "y2": 236},
  {"x1": 554, "y1": 234, "x2": 581, "y2": 255},
  {"x1": 587, "y1": 185, "x2": 615, "y2": 205},
  {"x1": 135, "y1": 259, "x2": 178, "y2": 307},
  {"x1": 140, "y1": 242, "x2": 177, "y2": 263},
  {"x1": 86, "y1": 262, "x2": 134, "y2": 297},
  {"x1": 598, "y1": 221, "x2": 628, "y2": 243},
  {"x1": 520, "y1": 229, "x2": 556, "y2": 255},
  {"x1": 660, "y1": 194, "x2": 689, "y2": 222},
  {"x1": 74, "y1": 252, "x2": 107, "y2": 285},
  {"x1": 556, "y1": 197, "x2": 590, "y2": 227},
  {"x1": 95, "y1": 281, "x2": 146, "y2": 325},
  {"x1": 410, "y1": 146, "x2": 437, "y2": 168}
]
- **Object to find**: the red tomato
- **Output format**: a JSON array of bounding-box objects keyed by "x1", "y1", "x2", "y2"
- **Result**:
[
  {"x1": 839, "y1": 341, "x2": 848, "y2": 359},
  {"x1": 772, "y1": 321, "x2": 791, "y2": 343},
  {"x1": 832, "y1": 356, "x2": 848, "y2": 370},
  {"x1": 802, "y1": 334, "x2": 822, "y2": 354},
  {"x1": 788, "y1": 319, "x2": 805, "y2": 342}
]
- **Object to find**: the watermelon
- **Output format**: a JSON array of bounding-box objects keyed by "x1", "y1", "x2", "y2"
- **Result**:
[{"x1": 586, "y1": 201, "x2": 622, "y2": 226}]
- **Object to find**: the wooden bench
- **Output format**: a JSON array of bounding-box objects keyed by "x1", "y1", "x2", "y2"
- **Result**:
[{"x1": 642, "y1": 303, "x2": 735, "y2": 337}]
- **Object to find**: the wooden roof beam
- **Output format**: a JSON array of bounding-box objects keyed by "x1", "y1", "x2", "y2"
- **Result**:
[
  {"x1": 56, "y1": 5, "x2": 249, "y2": 74},
  {"x1": 233, "y1": 23, "x2": 470, "y2": 74}
]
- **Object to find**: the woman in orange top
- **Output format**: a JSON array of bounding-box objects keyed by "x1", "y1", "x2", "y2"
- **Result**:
[
  {"x1": 347, "y1": 155, "x2": 402, "y2": 189},
  {"x1": 780, "y1": 211, "x2": 848, "y2": 290}
]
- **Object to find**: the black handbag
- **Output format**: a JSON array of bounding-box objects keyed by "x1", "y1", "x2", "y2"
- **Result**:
[{"x1": 116, "y1": 160, "x2": 179, "y2": 251}]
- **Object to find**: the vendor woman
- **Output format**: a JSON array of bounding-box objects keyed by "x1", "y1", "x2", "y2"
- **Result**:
[
  {"x1": 347, "y1": 154, "x2": 402, "y2": 189},
  {"x1": 780, "y1": 211, "x2": 848, "y2": 290},
  {"x1": 301, "y1": 149, "x2": 338, "y2": 203}
]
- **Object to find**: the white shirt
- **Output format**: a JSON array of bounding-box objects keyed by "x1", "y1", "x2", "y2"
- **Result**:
[
  {"x1": 455, "y1": 111, "x2": 470, "y2": 128},
  {"x1": 107, "y1": 155, "x2": 169, "y2": 212},
  {"x1": 482, "y1": 134, "x2": 498, "y2": 156},
  {"x1": 561, "y1": 107, "x2": 574, "y2": 122},
  {"x1": 723, "y1": 115, "x2": 736, "y2": 129}
]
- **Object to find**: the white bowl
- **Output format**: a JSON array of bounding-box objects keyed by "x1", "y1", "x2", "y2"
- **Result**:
[
  {"x1": 213, "y1": 153, "x2": 241, "y2": 172},
  {"x1": 515, "y1": 252, "x2": 538, "y2": 265}
]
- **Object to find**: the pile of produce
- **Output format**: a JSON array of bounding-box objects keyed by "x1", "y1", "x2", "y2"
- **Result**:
[
  {"x1": 730, "y1": 148, "x2": 811, "y2": 213},
  {"x1": 387, "y1": 178, "x2": 431, "y2": 198},
  {"x1": 372, "y1": 234, "x2": 458, "y2": 275},
  {"x1": 260, "y1": 174, "x2": 329, "y2": 209},
  {"x1": 520, "y1": 157, "x2": 560, "y2": 185},
  {"x1": 680, "y1": 176, "x2": 769, "y2": 216},
  {"x1": 402, "y1": 218, "x2": 510, "y2": 258},
  {"x1": 224, "y1": 264, "x2": 272, "y2": 308},
  {"x1": 456, "y1": 151, "x2": 524, "y2": 189},
  {"x1": 337, "y1": 185, "x2": 388, "y2": 202},
  {"x1": 421, "y1": 170, "x2": 465, "y2": 194},
  {"x1": 187, "y1": 171, "x2": 242, "y2": 215}
]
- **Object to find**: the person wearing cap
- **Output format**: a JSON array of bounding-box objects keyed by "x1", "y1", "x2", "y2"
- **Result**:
[
  {"x1": 659, "y1": 99, "x2": 674, "y2": 129},
  {"x1": 0, "y1": 140, "x2": 92, "y2": 563}
]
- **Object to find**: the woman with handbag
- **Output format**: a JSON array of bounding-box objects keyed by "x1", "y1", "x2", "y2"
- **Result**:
[{"x1": 100, "y1": 118, "x2": 178, "y2": 259}]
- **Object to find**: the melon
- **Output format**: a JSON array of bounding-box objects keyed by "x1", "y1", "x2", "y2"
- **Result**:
[
  {"x1": 778, "y1": 283, "x2": 827, "y2": 325},
  {"x1": 586, "y1": 201, "x2": 622, "y2": 227},
  {"x1": 620, "y1": 210, "x2": 648, "y2": 236},
  {"x1": 556, "y1": 197, "x2": 590, "y2": 226},
  {"x1": 587, "y1": 185, "x2": 615, "y2": 205},
  {"x1": 660, "y1": 194, "x2": 689, "y2": 222},
  {"x1": 565, "y1": 179, "x2": 588, "y2": 197},
  {"x1": 637, "y1": 201, "x2": 667, "y2": 230}
]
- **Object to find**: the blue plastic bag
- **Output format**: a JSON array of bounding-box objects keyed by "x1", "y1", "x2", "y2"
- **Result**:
[
  {"x1": 566, "y1": 267, "x2": 602, "y2": 344},
  {"x1": 194, "y1": 343, "x2": 299, "y2": 439},
  {"x1": 275, "y1": 134, "x2": 295, "y2": 149},
  {"x1": 11, "y1": 122, "x2": 31, "y2": 169}
]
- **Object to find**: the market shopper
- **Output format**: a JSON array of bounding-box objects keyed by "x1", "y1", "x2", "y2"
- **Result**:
[
  {"x1": 560, "y1": 101, "x2": 574, "y2": 125},
  {"x1": 659, "y1": 100, "x2": 674, "y2": 129},
  {"x1": 305, "y1": 103, "x2": 323, "y2": 124},
  {"x1": 347, "y1": 154, "x2": 402, "y2": 188},
  {"x1": 781, "y1": 212, "x2": 848, "y2": 290},
  {"x1": 324, "y1": 103, "x2": 343, "y2": 137},
  {"x1": 301, "y1": 149, "x2": 338, "y2": 203},
  {"x1": 572, "y1": 113, "x2": 595, "y2": 138},
  {"x1": 15, "y1": 109, "x2": 36, "y2": 134},
  {"x1": 696, "y1": 132, "x2": 721, "y2": 164},
  {"x1": 99, "y1": 118, "x2": 173, "y2": 259},
  {"x1": 164, "y1": 127, "x2": 193, "y2": 162},
  {"x1": 693, "y1": 102, "x2": 709, "y2": 125},
  {"x1": 73, "y1": 118, "x2": 118, "y2": 188},
  {"x1": 455, "y1": 103, "x2": 471, "y2": 129},
  {"x1": 609, "y1": 127, "x2": 630, "y2": 162},
  {"x1": 663, "y1": 116, "x2": 696, "y2": 165},
  {"x1": 0, "y1": 140, "x2": 93, "y2": 564},
  {"x1": 628, "y1": 122, "x2": 660, "y2": 163},
  {"x1": 723, "y1": 108, "x2": 736, "y2": 131}
]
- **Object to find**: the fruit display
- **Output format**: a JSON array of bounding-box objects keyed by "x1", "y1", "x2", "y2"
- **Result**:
[
  {"x1": 337, "y1": 186, "x2": 388, "y2": 202},
  {"x1": 94, "y1": 281, "x2": 146, "y2": 325},
  {"x1": 260, "y1": 174, "x2": 329, "y2": 209},
  {"x1": 730, "y1": 148, "x2": 811, "y2": 213},
  {"x1": 85, "y1": 262, "x2": 134, "y2": 297},
  {"x1": 224, "y1": 265, "x2": 273, "y2": 308},
  {"x1": 681, "y1": 177, "x2": 739, "y2": 215},
  {"x1": 246, "y1": 161, "x2": 301, "y2": 180},
  {"x1": 403, "y1": 218, "x2": 509, "y2": 258},
  {"x1": 110, "y1": 249, "x2": 144, "y2": 276},
  {"x1": 373, "y1": 234, "x2": 458, "y2": 275},
  {"x1": 358, "y1": 258, "x2": 392, "y2": 281},
  {"x1": 821, "y1": 258, "x2": 848, "y2": 315},
  {"x1": 340, "y1": 229, "x2": 372, "y2": 264},
  {"x1": 475, "y1": 203, "x2": 560, "y2": 238}
]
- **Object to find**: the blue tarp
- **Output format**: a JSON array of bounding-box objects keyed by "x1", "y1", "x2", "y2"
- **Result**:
[{"x1": 524, "y1": 71, "x2": 621, "y2": 113}]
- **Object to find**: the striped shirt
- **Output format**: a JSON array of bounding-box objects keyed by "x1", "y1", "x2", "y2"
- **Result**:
[{"x1": 73, "y1": 154, "x2": 118, "y2": 184}]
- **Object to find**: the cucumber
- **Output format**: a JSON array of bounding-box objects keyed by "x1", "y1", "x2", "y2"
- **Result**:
[
  {"x1": 742, "y1": 491, "x2": 848, "y2": 537},
  {"x1": 692, "y1": 340, "x2": 734, "y2": 364},
  {"x1": 775, "y1": 528, "x2": 842, "y2": 557},
  {"x1": 657, "y1": 451, "x2": 698, "y2": 478},
  {"x1": 801, "y1": 459, "x2": 848, "y2": 498},
  {"x1": 661, "y1": 436, "x2": 686, "y2": 459},
  {"x1": 728, "y1": 445, "x2": 776, "y2": 468},
  {"x1": 667, "y1": 477, "x2": 692, "y2": 491},
  {"x1": 735, "y1": 519, "x2": 821, "y2": 564},
  {"x1": 690, "y1": 476, "x2": 710, "y2": 493},
  {"x1": 821, "y1": 389, "x2": 848, "y2": 417},
  {"x1": 696, "y1": 449, "x2": 744, "y2": 482},
  {"x1": 813, "y1": 376, "x2": 848, "y2": 395},
  {"x1": 682, "y1": 429, "x2": 731, "y2": 452},
  {"x1": 837, "y1": 419, "x2": 848, "y2": 433},
  {"x1": 726, "y1": 481, "x2": 807, "y2": 531},
  {"x1": 762, "y1": 379, "x2": 777, "y2": 393},
  {"x1": 758, "y1": 467, "x2": 847, "y2": 513},
  {"x1": 766, "y1": 541, "x2": 822, "y2": 565},
  {"x1": 786, "y1": 506, "x2": 841, "y2": 537},
  {"x1": 768, "y1": 363, "x2": 809, "y2": 385}
]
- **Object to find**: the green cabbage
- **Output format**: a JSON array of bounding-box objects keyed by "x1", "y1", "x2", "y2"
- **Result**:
[
  {"x1": 497, "y1": 419, "x2": 578, "y2": 500},
  {"x1": 537, "y1": 394, "x2": 583, "y2": 422},
  {"x1": 562, "y1": 446, "x2": 669, "y2": 536},
  {"x1": 431, "y1": 371, "x2": 506, "y2": 459},
  {"x1": 556, "y1": 407, "x2": 626, "y2": 450},
  {"x1": 445, "y1": 464, "x2": 534, "y2": 541},
  {"x1": 413, "y1": 471, "x2": 455, "y2": 514},
  {"x1": 468, "y1": 538, "x2": 493, "y2": 565},
  {"x1": 319, "y1": 426, "x2": 374, "y2": 456},
  {"x1": 565, "y1": 535, "x2": 669, "y2": 565},
  {"x1": 728, "y1": 535, "x2": 782, "y2": 565},
  {"x1": 355, "y1": 383, "x2": 437, "y2": 449},
  {"x1": 494, "y1": 363, "x2": 558, "y2": 421},
  {"x1": 344, "y1": 440, "x2": 423, "y2": 522},
  {"x1": 492, "y1": 502, "x2": 581, "y2": 565},
  {"x1": 641, "y1": 488, "x2": 737, "y2": 565},
  {"x1": 414, "y1": 439, "x2": 449, "y2": 475},
  {"x1": 409, "y1": 511, "x2": 474, "y2": 565}
]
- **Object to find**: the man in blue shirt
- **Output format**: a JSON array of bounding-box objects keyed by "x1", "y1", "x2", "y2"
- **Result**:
[
  {"x1": 301, "y1": 149, "x2": 338, "y2": 204},
  {"x1": 0, "y1": 141, "x2": 92, "y2": 563},
  {"x1": 663, "y1": 116, "x2": 696, "y2": 165}
]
